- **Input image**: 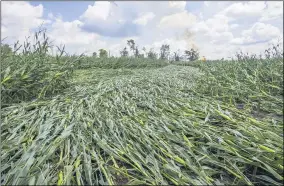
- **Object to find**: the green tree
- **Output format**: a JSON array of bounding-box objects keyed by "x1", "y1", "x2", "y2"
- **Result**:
[
  {"x1": 99, "y1": 49, "x2": 108, "y2": 58},
  {"x1": 134, "y1": 46, "x2": 139, "y2": 58},
  {"x1": 127, "y1": 39, "x2": 136, "y2": 56},
  {"x1": 173, "y1": 50, "x2": 181, "y2": 62},
  {"x1": 160, "y1": 44, "x2": 170, "y2": 60},
  {"x1": 92, "y1": 52, "x2": 97, "y2": 58},
  {"x1": 1, "y1": 44, "x2": 13, "y2": 55},
  {"x1": 147, "y1": 48, "x2": 157, "y2": 59},
  {"x1": 184, "y1": 48, "x2": 199, "y2": 61},
  {"x1": 120, "y1": 47, "x2": 129, "y2": 57},
  {"x1": 142, "y1": 47, "x2": 147, "y2": 54}
]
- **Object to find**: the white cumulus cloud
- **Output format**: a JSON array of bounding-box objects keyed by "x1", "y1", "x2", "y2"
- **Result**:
[
  {"x1": 158, "y1": 11, "x2": 197, "y2": 29},
  {"x1": 2, "y1": 1, "x2": 283, "y2": 60},
  {"x1": 80, "y1": 2, "x2": 111, "y2": 21},
  {"x1": 168, "y1": 1, "x2": 187, "y2": 10},
  {"x1": 260, "y1": 1, "x2": 283, "y2": 21},
  {"x1": 2, "y1": 1, "x2": 50, "y2": 43},
  {"x1": 133, "y1": 12, "x2": 155, "y2": 26},
  {"x1": 231, "y1": 22, "x2": 282, "y2": 45}
]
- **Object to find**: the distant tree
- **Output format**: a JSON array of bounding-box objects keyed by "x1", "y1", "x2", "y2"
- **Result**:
[
  {"x1": 141, "y1": 47, "x2": 147, "y2": 58},
  {"x1": 184, "y1": 48, "x2": 199, "y2": 61},
  {"x1": 134, "y1": 46, "x2": 140, "y2": 58},
  {"x1": 1, "y1": 44, "x2": 12, "y2": 55},
  {"x1": 99, "y1": 49, "x2": 108, "y2": 58},
  {"x1": 92, "y1": 52, "x2": 97, "y2": 58},
  {"x1": 147, "y1": 48, "x2": 157, "y2": 59},
  {"x1": 120, "y1": 47, "x2": 129, "y2": 57},
  {"x1": 127, "y1": 39, "x2": 136, "y2": 56},
  {"x1": 173, "y1": 50, "x2": 181, "y2": 62},
  {"x1": 142, "y1": 47, "x2": 146, "y2": 53},
  {"x1": 160, "y1": 44, "x2": 170, "y2": 60}
]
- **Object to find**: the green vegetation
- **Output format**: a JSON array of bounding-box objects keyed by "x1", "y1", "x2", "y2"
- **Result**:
[
  {"x1": 99, "y1": 49, "x2": 108, "y2": 58},
  {"x1": 1, "y1": 31, "x2": 283, "y2": 185}
]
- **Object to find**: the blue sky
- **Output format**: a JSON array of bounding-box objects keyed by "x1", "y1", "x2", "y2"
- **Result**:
[
  {"x1": 29, "y1": 1, "x2": 204, "y2": 21},
  {"x1": 2, "y1": 1, "x2": 283, "y2": 59},
  {"x1": 30, "y1": 1, "x2": 93, "y2": 22}
]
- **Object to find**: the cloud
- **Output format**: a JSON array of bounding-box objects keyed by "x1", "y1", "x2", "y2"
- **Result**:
[
  {"x1": 221, "y1": 2, "x2": 266, "y2": 18},
  {"x1": 81, "y1": 22, "x2": 140, "y2": 38},
  {"x1": 80, "y1": 2, "x2": 111, "y2": 21},
  {"x1": 47, "y1": 17, "x2": 110, "y2": 55},
  {"x1": 48, "y1": 13, "x2": 55, "y2": 19},
  {"x1": 168, "y1": 1, "x2": 186, "y2": 10},
  {"x1": 2, "y1": 1, "x2": 50, "y2": 43},
  {"x1": 79, "y1": 2, "x2": 140, "y2": 37},
  {"x1": 188, "y1": 13, "x2": 231, "y2": 35},
  {"x1": 208, "y1": 32, "x2": 234, "y2": 45},
  {"x1": 79, "y1": 1, "x2": 192, "y2": 38},
  {"x1": 145, "y1": 36, "x2": 236, "y2": 60},
  {"x1": 158, "y1": 11, "x2": 197, "y2": 29},
  {"x1": 220, "y1": 1, "x2": 283, "y2": 22},
  {"x1": 235, "y1": 38, "x2": 283, "y2": 57},
  {"x1": 231, "y1": 22, "x2": 282, "y2": 45},
  {"x1": 197, "y1": 1, "x2": 234, "y2": 20},
  {"x1": 133, "y1": 12, "x2": 155, "y2": 26},
  {"x1": 204, "y1": 1, "x2": 210, "y2": 7},
  {"x1": 260, "y1": 1, "x2": 283, "y2": 21},
  {"x1": 2, "y1": 1, "x2": 283, "y2": 60},
  {"x1": 183, "y1": 13, "x2": 233, "y2": 49},
  {"x1": 230, "y1": 24, "x2": 239, "y2": 29},
  {"x1": 204, "y1": 14, "x2": 230, "y2": 32},
  {"x1": 47, "y1": 13, "x2": 142, "y2": 56}
]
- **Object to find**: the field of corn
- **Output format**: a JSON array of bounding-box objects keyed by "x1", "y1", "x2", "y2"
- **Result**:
[{"x1": 1, "y1": 31, "x2": 283, "y2": 185}]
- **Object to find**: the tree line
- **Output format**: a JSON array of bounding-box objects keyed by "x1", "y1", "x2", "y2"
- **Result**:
[
  {"x1": 1, "y1": 40, "x2": 199, "y2": 62},
  {"x1": 93, "y1": 39, "x2": 199, "y2": 62}
]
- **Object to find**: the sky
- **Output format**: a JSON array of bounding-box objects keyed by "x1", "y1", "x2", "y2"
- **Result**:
[{"x1": 2, "y1": 1, "x2": 283, "y2": 59}]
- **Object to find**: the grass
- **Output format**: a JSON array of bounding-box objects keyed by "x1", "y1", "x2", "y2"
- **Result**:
[{"x1": 1, "y1": 31, "x2": 283, "y2": 185}]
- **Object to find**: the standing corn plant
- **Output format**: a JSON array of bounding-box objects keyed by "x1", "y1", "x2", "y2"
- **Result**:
[{"x1": 1, "y1": 28, "x2": 81, "y2": 107}]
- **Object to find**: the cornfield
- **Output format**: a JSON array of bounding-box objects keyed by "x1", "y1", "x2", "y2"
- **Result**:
[{"x1": 1, "y1": 31, "x2": 283, "y2": 185}]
